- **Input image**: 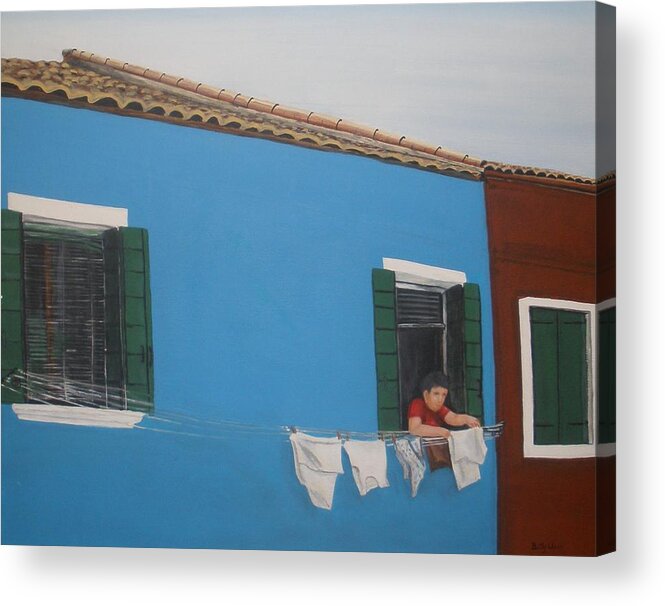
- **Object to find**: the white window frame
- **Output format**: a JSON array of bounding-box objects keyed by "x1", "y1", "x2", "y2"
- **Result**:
[
  {"x1": 519, "y1": 297, "x2": 615, "y2": 459},
  {"x1": 6, "y1": 193, "x2": 143, "y2": 428}
]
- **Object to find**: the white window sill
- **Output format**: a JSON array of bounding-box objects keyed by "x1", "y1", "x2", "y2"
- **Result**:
[
  {"x1": 12, "y1": 404, "x2": 144, "y2": 429},
  {"x1": 523, "y1": 442, "x2": 616, "y2": 459}
]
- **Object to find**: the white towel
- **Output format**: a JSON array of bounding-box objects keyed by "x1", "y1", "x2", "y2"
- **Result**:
[
  {"x1": 290, "y1": 433, "x2": 344, "y2": 510},
  {"x1": 448, "y1": 427, "x2": 488, "y2": 490},
  {"x1": 343, "y1": 439, "x2": 390, "y2": 496},
  {"x1": 394, "y1": 437, "x2": 426, "y2": 497}
]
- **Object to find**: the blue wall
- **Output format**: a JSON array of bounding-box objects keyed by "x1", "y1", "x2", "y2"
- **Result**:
[{"x1": 2, "y1": 98, "x2": 496, "y2": 553}]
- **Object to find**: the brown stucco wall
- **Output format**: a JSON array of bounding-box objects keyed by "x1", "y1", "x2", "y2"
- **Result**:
[{"x1": 484, "y1": 172, "x2": 615, "y2": 556}]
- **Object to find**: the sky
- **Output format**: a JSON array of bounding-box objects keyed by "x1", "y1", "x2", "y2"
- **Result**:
[{"x1": 1, "y1": 2, "x2": 613, "y2": 179}]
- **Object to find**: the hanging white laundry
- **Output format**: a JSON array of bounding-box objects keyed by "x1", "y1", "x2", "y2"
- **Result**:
[
  {"x1": 289, "y1": 433, "x2": 344, "y2": 510},
  {"x1": 411, "y1": 437, "x2": 423, "y2": 459},
  {"x1": 343, "y1": 439, "x2": 390, "y2": 496},
  {"x1": 394, "y1": 437, "x2": 426, "y2": 497},
  {"x1": 448, "y1": 427, "x2": 488, "y2": 490}
]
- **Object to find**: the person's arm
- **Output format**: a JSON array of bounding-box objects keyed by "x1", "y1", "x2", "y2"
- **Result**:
[
  {"x1": 443, "y1": 411, "x2": 481, "y2": 428},
  {"x1": 408, "y1": 416, "x2": 451, "y2": 438}
]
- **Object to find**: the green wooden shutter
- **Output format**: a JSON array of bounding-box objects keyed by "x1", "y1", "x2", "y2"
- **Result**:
[
  {"x1": 463, "y1": 283, "x2": 483, "y2": 422},
  {"x1": 530, "y1": 308, "x2": 589, "y2": 445},
  {"x1": 102, "y1": 228, "x2": 125, "y2": 407},
  {"x1": 444, "y1": 284, "x2": 466, "y2": 413},
  {"x1": 444, "y1": 283, "x2": 483, "y2": 422},
  {"x1": 558, "y1": 311, "x2": 589, "y2": 444},
  {"x1": 372, "y1": 268, "x2": 400, "y2": 431},
  {"x1": 530, "y1": 308, "x2": 559, "y2": 444},
  {"x1": 120, "y1": 227, "x2": 154, "y2": 413},
  {"x1": 599, "y1": 307, "x2": 616, "y2": 444},
  {"x1": 1, "y1": 209, "x2": 25, "y2": 403}
]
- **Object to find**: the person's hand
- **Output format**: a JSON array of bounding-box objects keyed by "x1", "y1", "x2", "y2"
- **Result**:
[
  {"x1": 464, "y1": 415, "x2": 481, "y2": 428},
  {"x1": 438, "y1": 427, "x2": 451, "y2": 438}
]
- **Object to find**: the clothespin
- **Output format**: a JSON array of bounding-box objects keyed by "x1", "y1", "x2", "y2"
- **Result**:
[
  {"x1": 336, "y1": 431, "x2": 342, "y2": 441},
  {"x1": 289, "y1": 426, "x2": 297, "y2": 434},
  {"x1": 378, "y1": 433, "x2": 384, "y2": 441},
  {"x1": 345, "y1": 432, "x2": 351, "y2": 441},
  {"x1": 391, "y1": 434, "x2": 397, "y2": 446}
]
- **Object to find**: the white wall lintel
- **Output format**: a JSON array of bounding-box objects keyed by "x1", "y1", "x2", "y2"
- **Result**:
[{"x1": 8, "y1": 192, "x2": 128, "y2": 228}]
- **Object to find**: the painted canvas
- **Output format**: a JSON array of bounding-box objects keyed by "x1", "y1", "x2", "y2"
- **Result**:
[{"x1": 0, "y1": 2, "x2": 615, "y2": 556}]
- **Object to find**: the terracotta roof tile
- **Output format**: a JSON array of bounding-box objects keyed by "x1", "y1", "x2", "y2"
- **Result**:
[
  {"x1": 307, "y1": 113, "x2": 341, "y2": 130},
  {"x1": 231, "y1": 93, "x2": 253, "y2": 108},
  {"x1": 247, "y1": 98, "x2": 278, "y2": 113},
  {"x1": 142, "y1": 68, "x2": 164, "y2": 81},
  {"x1": 176, "y1": 78, "x2": 198, "y2": 93},
  {"x1": 271, "y1": 105, "x2": 312, "y2": 122},
  {"x1": 336, "y1": 120, "x2": 378, "y2": 139},
  {"x1": 374, "y1": 130, "x2": 404, "y2": 147},
  {"x1": 127, "y1": 63, "x2": 151, "y2": 78},
  {"x1": 400, "y1": 137, "x2": 440, "y2": 157},
  {"x1": 216, "y1": 89, "x2": 238, "y2": 104},
  {"x1": 3, "y1": 49, "x2": 606, "y2": 183},
  {"x1": 74, "y1": 50, "x2": 95, "y2": 62},
  {"x1": 104, "y1": 58, "x2": 128, "y2": 71},
  {"x1": 437, "y1": 149, "x2": 467, "y2": 163},
  {"x1": 159, "y1": 73, "x2": 183, "y2": 87},
  {"x1": 196, "y1": 83, "x2": 223, "y2": 98}
]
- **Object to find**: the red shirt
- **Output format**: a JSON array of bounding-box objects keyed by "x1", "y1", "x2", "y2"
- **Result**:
[{"x1": 407, "y1": 398, "x2": 452, "y2": 427}]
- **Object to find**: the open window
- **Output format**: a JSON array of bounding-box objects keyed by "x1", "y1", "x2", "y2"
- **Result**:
[
  {"x1": 372, "y1": 259, "x2": 483, "y2": 431},
  {"x1": 1, "y1": 194, "x2": 154, "y2": 416}
]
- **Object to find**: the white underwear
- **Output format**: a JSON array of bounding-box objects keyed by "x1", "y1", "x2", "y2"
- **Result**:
[
  {"x1": 289, "y1": 433, "x2": 344, "y2": 510},
  {"x1": 343, "y1": 439, "x2": 390, "y2": 496}
]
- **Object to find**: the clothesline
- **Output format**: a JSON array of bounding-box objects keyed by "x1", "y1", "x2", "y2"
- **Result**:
[
  {"x1": 286, "y1": 422, "x2": 504, "y2": 448},
  {"x1": 3, "y1": 369, "x2": 504, "y2": 446}
]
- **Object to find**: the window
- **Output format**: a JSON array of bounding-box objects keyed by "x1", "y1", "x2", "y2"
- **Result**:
[
  {"x1": 519, "y1": 297, "x2": 615, "y2": 458},
  {"x1": 529, "y1": 307, "x2": 591, "y2": 446},
  {"x1": 372, "y1": 258, "x2": 483, "y2": 431},
  {"x1": 1, "y1": 194, "x2": 154, "y2": 415},
  {"x1": 598, "y1": 302, "x2": 616, "y2": 445}
]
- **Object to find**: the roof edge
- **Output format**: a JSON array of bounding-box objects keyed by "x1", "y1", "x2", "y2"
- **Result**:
[
  {"x1": 62, "y1": 48, "x2": 485, "y2": 171},
  {"x1": 2, "y1": 50, "x2": 611, "y2": 186},
  {"x1": 484, "y1": 166, "x2": 616, "y2": 191},
  {"x1": 482, "y1": 162, "x2": 614, "y2": 187}
]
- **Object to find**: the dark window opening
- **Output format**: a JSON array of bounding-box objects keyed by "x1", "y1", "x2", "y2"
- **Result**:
[
  {"x1": 395, "y1": 285, "x2": 446, "y2": 429},
  {"x1": 22, "y1": 221, "x2": 125, "y2": 409},
  {"x1": 397, "y1": 326, "x2": 444, "y2": 428}
]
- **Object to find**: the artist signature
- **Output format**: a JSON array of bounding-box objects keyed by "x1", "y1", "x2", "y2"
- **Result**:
[{"x1": 531, "y1": 542, "x2": 563, "y2": 552}]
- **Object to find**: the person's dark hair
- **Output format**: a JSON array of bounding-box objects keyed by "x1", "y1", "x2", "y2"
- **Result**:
[{"x1": 419, "y1": 371, "x2": 449, "y2": 395}]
